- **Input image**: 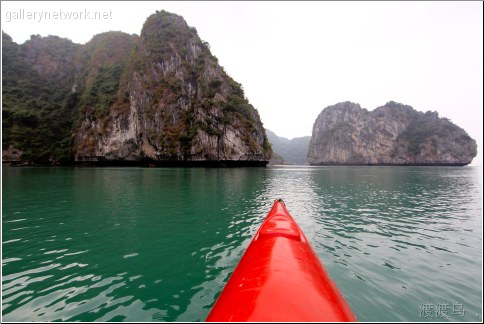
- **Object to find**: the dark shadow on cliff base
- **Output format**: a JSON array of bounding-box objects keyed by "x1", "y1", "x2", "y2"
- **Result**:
[{"x1": 3, "y1": 159, "x2": 269, "y2": 168}]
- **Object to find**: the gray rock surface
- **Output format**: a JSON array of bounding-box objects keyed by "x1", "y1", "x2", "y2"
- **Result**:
[{"x1": 308, "y1": 101, "x2": 477, "y2": 165}]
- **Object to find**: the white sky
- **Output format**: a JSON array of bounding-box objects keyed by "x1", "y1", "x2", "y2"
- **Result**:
[{"x1": 2, "y1": 1, "x2": 483, "y2": 165}]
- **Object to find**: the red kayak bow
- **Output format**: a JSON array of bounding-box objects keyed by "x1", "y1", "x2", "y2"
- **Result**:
[{"x1": 206, "y1": 199, "x2": 357, "y2": 322}]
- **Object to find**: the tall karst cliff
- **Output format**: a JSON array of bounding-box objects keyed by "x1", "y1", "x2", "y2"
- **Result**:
[
  {"x1": 2, "y1": 32, "x2": 81, "y2": 162},
  {"x1": 2, "y1": 10, "x2": 271, "y2": 165},
  {"x1": 307, "y1": 101, "x2": 477, "y2": 166}
]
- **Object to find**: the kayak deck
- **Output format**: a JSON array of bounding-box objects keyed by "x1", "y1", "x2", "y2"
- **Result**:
[{"x1": 206, "y1": 200, "x2": 357, "y2": 322}]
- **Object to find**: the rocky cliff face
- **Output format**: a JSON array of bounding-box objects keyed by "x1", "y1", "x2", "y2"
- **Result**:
[
  {"x1": 2, "y1": 32, "x2": 81, "y2": 162},
  {"x1": 2, "y1": 11, "x2": 271, "y2": 165},
  {"x1": 307, "y1": 101, "x2": 477, "y2": 166},
  {"x1": 74, "y1": 11, "x2": 270, "y2": 164}
]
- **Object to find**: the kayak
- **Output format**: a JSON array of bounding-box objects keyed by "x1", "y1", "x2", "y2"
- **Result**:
[{"x1": 206, "y1": 199, "x2": 357, "y2": 322}]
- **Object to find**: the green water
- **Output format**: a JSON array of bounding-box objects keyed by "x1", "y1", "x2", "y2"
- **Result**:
[{"x1": 2, "y1": 166, "x2": 482, "y2": 321}]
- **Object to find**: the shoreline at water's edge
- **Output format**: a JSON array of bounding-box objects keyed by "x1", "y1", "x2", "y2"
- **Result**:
[
  {"x1": 308, "y1": 162, "x2": 471, "y2": 167},
  {"x1": 2, "y1": 160, "x2": 269, "y2": 168}
]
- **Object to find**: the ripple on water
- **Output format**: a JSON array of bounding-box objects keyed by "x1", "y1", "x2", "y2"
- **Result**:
[{"x1": 2, "y1": 166, "x2": 482, "y2": 322}]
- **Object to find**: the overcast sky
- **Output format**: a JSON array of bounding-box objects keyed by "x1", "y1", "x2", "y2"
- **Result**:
[{"x1": 2, "y1": 1, "x2": 483, "y2": 165}]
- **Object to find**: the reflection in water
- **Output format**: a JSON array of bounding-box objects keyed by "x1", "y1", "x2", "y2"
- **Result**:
[
  {"x1": 262, "y1": 166, "x2": 482, "y2": 322},
  {"x1": 2, "y1": 166, "x2": 482, "y2": 322}
]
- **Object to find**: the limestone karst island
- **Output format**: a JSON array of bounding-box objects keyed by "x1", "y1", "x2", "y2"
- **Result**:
[
  {"x1": 2, "y1": 11, "x2": 271, "y2": 167},
  {"x1": 307, "y1": 102, "x2": 477, "y2": 166},
  {"x1": 2, "y1": 11, "x2": 477, "y2": 166}
]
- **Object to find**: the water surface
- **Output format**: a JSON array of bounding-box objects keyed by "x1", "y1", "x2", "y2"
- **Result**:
[{"x1": 2, "y1": 166, "x2": 482, "y2": 321}]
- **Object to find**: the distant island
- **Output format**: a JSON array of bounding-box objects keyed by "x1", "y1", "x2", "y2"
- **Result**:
[
  {"x1": 308, "y1": 101, "x2": 477, "y2": 166},
  {"x1": 266, "y1": 130, "x2": 311, "y2": 165},
  {"x1": 2, "y1": 10, "x2": 271, "y2": 166}
]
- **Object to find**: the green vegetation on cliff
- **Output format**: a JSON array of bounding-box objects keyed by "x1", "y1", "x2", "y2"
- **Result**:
[
  {"x1": 2, "y1": 10, "x2": 271, "y2": 164},
  {"x1": 130, "y1": 11, "x2": 268, "y2": 160},
  {"x1": 308, "y1": 101, "x2": 477, "y2": 166},
  {"x1": 76, "y1": 32, "x2": 137, "y2": 122},
  {"x1": 396, "y1": 108, "x2": 474, "y2": 157},
  {"x1": 2, "y1": 32, "x2": 79, "y2": 162}
]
